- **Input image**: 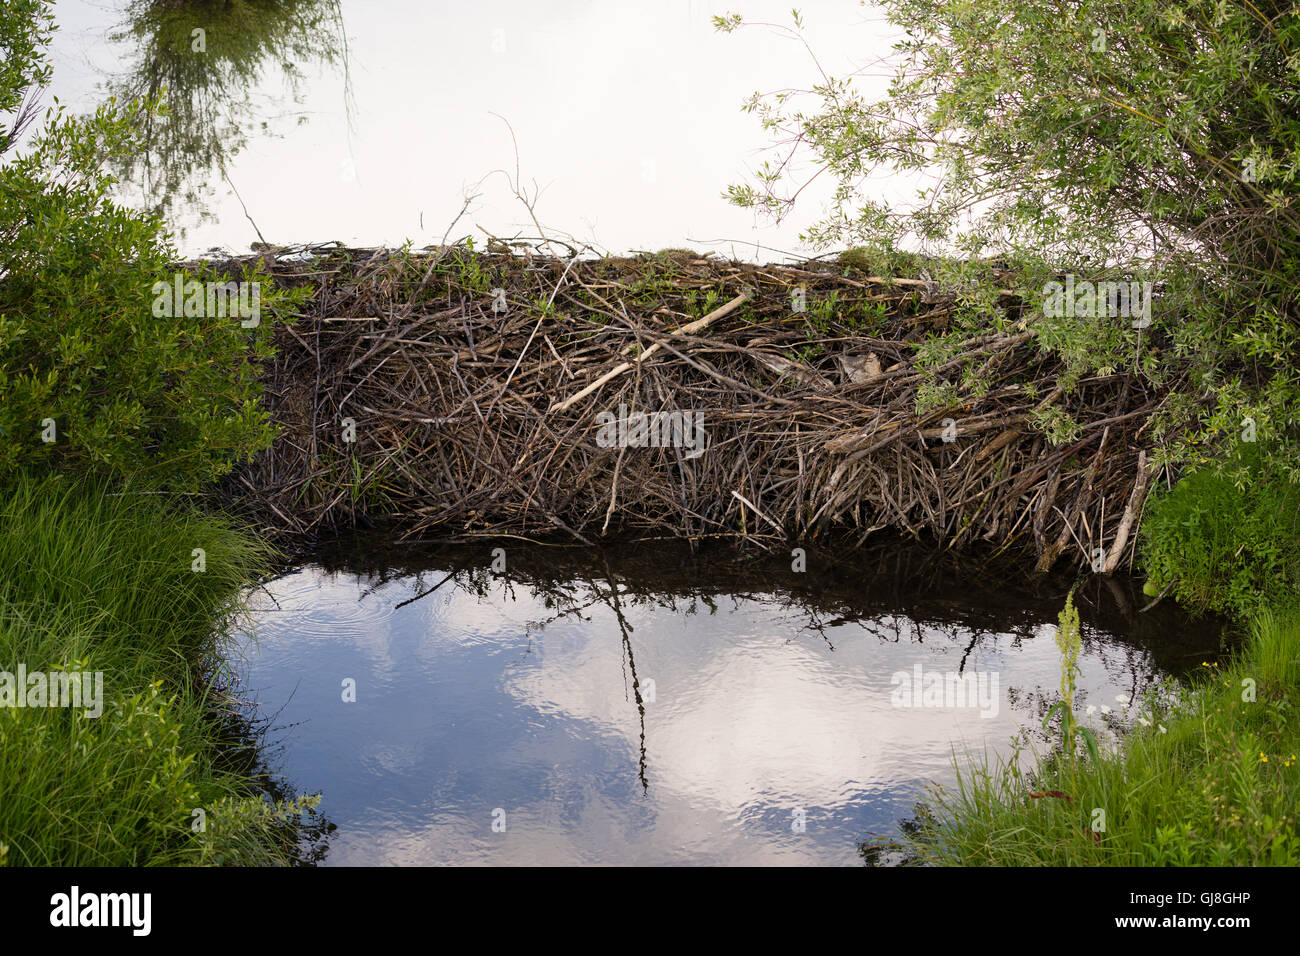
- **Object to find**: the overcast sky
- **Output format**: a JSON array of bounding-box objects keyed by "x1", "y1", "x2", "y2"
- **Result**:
[{"x1": 43, "y1": 1, "x2": 905, "y2": 259}]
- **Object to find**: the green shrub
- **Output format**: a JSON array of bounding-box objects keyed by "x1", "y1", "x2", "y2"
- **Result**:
[
  {"x1": 721, "y1": 2, "x2": 1300, "y2": 480},
  {"x1": 1140, "y1": 448, "x2": 1300, "y2": 618},
  {"x1": 103, "y1": 0, "x2": 347, "y2": 226},
  {"x1": 0, "y1": 0, "x2": 305, "y2": 491}
]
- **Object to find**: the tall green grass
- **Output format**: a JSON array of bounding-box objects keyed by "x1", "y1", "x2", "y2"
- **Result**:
[
  {"x1": 900, "y1": 453, "x2": 1300, "y2": 865},
  {"x1": 904, "y1": 608, "x2": 1298, "y2": 865},
  {"x1": 1140, "y1": 449, "x2": 1300, "y2": 618},
  {"x1": 0, "y1": 473, "x2": 315, "y2": 865}
]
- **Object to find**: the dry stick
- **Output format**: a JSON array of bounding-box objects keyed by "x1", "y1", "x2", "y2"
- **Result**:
[
  {"x1": 1003, "y1": 482, "x2": 1044, "y2": 544},
  {"x1": 1033, "y1": 465, "x2": 1062, "y2": 554},
  {"x1": 1139, "y1": 577, "x2": 1178, "y2": 612},
  {"x1": 952, "y1": 401, "x2": 1151, "y2": 515},
  {"x1": 654, "y1": 373, "x2": 698, "y2": 542},
  {"x1": 1036, "y1": 426, "x2": 1111, "y2": 573},
  {"x1": 236, "y1": 248, "x2": 1170, "y2": 569},
  {"x1": 543, "y1": 333, "x2": 574, "y2": 379},
  {"x1": 602, "y1": 362, "x2": 645, "y2": 535},
  {"x1": 547, "y1": 291, "x2": 751, "y2": 413},
  {"x1": 489, "y1": 253, "x2": 585, "y2": 416},
  {"x1": 235, "y1": 473, "x2": 295, "y2": 528},
  {"x1": 652, "y1": 339, "x2": 799, "y2": 407},
  {"x1": 730, "y1": 490, "x2": 784, "y2": 538},
  {"x1": 1103, "y1": 449, "x2": 1153, "y2": 574},
  {"x1": 1055, "y1": 501, "x2": 1093, "y2": 566},
  {"x1": 974, "y1": 426, "x2": 1023, "y2": 463},
  {"x1": 918, "y1": 413, "x2": 1029, "y2": 441}
]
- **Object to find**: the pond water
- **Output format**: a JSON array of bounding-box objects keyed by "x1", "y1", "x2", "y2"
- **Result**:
[{"x1": 230, "y1": 535, "x2": 1225, "y2": 865}]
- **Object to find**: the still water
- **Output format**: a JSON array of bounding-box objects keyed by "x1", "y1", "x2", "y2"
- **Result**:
[{"x1": 229, "y1": 536, "x2": 1224, "y2": 865}]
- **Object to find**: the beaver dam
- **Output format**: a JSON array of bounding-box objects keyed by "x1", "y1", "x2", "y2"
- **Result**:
[{"x1": 218, "y1": 243, "x2": 1165, "y2": 573}]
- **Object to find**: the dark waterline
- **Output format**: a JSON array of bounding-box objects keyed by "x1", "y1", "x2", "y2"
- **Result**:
[{"x1": 229, "y1": 535, "x2": 1226, "y2": 865}]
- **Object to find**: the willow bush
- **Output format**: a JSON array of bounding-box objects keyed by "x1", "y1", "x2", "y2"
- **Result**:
[
  {"x1": 0, "y1": 0, "x2": 307, "y2": 491},
  {"x1": 102, "y1": 0, "x2": 348, "y2": 227},
  {"x1": 718, "y1": 1, "x2": 1300, "y2": 483}
]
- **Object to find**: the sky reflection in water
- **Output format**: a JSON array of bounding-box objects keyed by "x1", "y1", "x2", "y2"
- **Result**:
[{"x1": 232, "y1": 542, "x2": 1222, "y2": 865}]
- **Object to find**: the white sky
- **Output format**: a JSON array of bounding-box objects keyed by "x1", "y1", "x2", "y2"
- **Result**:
[{"x1": 41, "y1": 0, "x2": 907, "y2": 259}]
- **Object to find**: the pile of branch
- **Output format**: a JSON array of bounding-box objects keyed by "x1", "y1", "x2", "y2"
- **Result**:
[{"x1": 213, "y1": 242, "x2": 1165, "y2": 572}]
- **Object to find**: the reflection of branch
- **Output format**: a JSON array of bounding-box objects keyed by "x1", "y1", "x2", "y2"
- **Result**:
[
  {"x1": 0, "y1": 87, "x2": 42, "y2": 160},
  {"x1": 797, "y1": 610, "x2": 837, "y2": 651},
  {"x1": 394, "y1": 569, "x2": 457, "y2": 610},
  {"x1": 524, "y1": 597, "x2": 602, "y2": 633},
  {"x1": 1100, "y1": 573, "x2": 1135, "y2": 622},
  {"x1": 218, "y1": 160, "x2": 268, "y2": 246},
  {"x1": 594, "y1": 560, "x2": 649, "y2": 794},
  {"x1": 957, "y1": 627, "x2": 980, "y2": 674},
  {"x1": 330, "y1": 0, "x2": 357, "y2": 134},
  {"x1": 308, "y1": 536, "x2": 1219, "y2": 684},
  {"x1": 512, "y1": 587, "x2": 599, "y2": 662},
  {"x1": 103, "y1": 0, "x2": 349, "y2": 227}
]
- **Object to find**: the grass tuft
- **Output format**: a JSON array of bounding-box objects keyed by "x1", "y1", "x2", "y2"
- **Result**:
[{"x1": 0, "y1": 472, "x2": 315, "y2": 865}]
